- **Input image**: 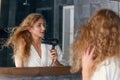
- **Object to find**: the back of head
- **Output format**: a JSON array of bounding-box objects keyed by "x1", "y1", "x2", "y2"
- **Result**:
[
  {"x1": 87, "y1": 9, "x2": 120, "y2": 57},
  {"x1": 71, "y1": 9, "x2": 120, "y2": 73},
  {"x1": 88, "y1": 9, "x2": 120, "y2": 31}
]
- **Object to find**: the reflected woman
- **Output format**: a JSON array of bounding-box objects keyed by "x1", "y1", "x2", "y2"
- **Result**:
[{"x1": 5, "y1": 13, "x2": 65, "y2": 67}]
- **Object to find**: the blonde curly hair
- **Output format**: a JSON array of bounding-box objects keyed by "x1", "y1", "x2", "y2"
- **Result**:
[{"x1": 70, "y1": 9, "x2": 120, "y2": 74}]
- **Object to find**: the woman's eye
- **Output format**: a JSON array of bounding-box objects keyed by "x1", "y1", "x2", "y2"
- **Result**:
[
  {"x1": 37, "y1": 25, "x2": 41, "y2": 27},
  {"x1": 37, "y1": 24, "x2": 46, "y2": 28},
  {"x1": 43, "y1": 24, "x2": 46, "y2": 27}
]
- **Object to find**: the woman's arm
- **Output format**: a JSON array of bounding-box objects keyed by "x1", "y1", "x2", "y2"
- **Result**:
[{"x1": 14, "y1": 56, "x2": 23, "y2": 67}]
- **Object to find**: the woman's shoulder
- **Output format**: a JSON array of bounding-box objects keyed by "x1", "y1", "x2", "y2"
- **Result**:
[
  {"x1": 94, "y1": 57, "x2": 120, "y2": 74},
  {"x1": 104, "y1": 57, "x2": 120, "y2": 80},
  {"x1": 103, "y1": 57, "x2": 119, "y2": 65},
  {"x1": 91, "y1": 57, "x2": 120, "y2": 80}
]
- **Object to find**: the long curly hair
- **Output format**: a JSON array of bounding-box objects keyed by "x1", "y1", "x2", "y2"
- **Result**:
[
  {"x1": 70, "y1": 9, "x2": 120, "y2": 73},
  {"x1": 5, "y1": 13, "x2": 45, "y2": 62}
]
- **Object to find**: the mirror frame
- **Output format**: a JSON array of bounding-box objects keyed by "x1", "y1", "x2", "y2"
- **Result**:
[{"x1": 0, "y1": 66, "x2": 80, "y2": 77}]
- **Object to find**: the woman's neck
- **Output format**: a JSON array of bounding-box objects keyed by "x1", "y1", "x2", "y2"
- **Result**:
[
  {"x1": 32, "y1": 36, "x2": 42, "y2": 46},
  {"x1": 32, "y1": 37, "x2": 42, "y2": 57},
  {"x1": 32, "y1": 35, "x2": 42, "y2": 45}
]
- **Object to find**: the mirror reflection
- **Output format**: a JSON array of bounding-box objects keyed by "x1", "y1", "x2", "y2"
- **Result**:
[{"x1": 0, "y1": 0, "x2": 74, "y2": 67}]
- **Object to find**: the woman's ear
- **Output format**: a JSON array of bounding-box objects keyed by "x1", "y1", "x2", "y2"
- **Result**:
[{"x1": 28, "y1": 28, "x2": 32, "y2": 32}]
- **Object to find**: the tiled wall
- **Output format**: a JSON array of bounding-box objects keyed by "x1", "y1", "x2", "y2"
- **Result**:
[{"x1": 74, "y1": 0, "x2": 120, "y2": 29}]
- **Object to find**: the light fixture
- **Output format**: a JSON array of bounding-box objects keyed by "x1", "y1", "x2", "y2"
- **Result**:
[{"x1": 23, "y1": 0, "x2": 30, "y2": 6}]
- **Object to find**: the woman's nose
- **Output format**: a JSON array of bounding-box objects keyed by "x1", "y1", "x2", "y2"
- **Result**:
[{"x1": 41, "y1": 24, "x2": 46, "y2": 31}]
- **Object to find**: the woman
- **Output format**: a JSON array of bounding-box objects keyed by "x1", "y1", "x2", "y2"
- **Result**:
[
  {"x1": 70, "y1": 9, "x2": 120, "y2": 80},
  {"x1": 5, "y1": 13, "x2": 64, "y2": 67}
]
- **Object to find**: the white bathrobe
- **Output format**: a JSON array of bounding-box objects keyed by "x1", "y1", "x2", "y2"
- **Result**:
[
  {"x1": 91, "y1": 57, "x2": 120, "y2": 80},
  {"x1": 24, "y1": 43, "x2": 65, "y2": 67}
]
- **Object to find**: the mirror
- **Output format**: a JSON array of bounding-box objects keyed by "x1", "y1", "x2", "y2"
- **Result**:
[{"x1": 0, "y1": 0, "x2": 74, "y2": 67}]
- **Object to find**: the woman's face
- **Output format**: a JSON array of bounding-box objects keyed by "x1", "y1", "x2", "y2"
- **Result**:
[{"x1": 29, "y1": 19, "x2": 46, "y2": 38}]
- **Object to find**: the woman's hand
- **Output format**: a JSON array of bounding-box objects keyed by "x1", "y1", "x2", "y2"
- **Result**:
[
  {"x1": 49, "y1": 49, "x2": 63, "y2": 66},
  {"x1": 82, "y1": 45, "x2": 96, "y2": 80},
  {"x1": 50, "y1": 49, "x2": 58, "y2": 62}
]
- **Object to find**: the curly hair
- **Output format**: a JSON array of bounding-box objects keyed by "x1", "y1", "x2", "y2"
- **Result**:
[{"x1": 70, "y1": 9, "x2": 120, "y2": 73}]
